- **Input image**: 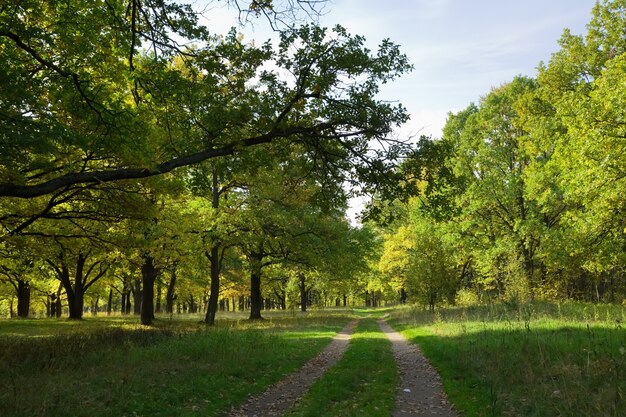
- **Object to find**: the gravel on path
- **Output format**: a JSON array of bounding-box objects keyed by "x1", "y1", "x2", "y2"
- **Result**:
[
  {"x1": 378, "y1": 319, "x2": 458, "y2": 417},
  {"x1": 226, "y1": 319, "x2": 359, "y2": 417}
]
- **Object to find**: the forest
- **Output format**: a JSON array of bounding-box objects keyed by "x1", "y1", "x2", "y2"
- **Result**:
[
  {"x1": 2, "y1": 1, "x2": 626, "y2": 417},
  {"x1": 1, "y1": 0, "x2": 625, "y2": 322}
]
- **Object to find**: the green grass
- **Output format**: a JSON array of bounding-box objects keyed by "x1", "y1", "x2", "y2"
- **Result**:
[
  {"x1": 390, "y1": 302, "x2": 626, "y2": 417},
  {"x1": 352, "y1": 307, "x2": 395, "y2": 319},
  {"x1": 0, "y1": 314, "x2": 351, "y2": 417},
  {"x1": 285, "y1": 318, "x2": 397, "y2": 417}
]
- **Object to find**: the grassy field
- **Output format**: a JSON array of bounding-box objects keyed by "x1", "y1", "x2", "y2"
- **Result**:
[
  {"x1": 0, "y1": 311, "x2": 351, "y2": 417},
  {"x1": 286, "y1": 318, "x2": 397, "y2": 417},
  {"x1": 3, "y1": 302, "x2": 625, "y2": 417},
  {"x1": 390, "y1": 301, "x2": 626, "y2": 417}
]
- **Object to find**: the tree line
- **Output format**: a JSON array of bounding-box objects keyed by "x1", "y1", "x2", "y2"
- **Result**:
[
  {"x1": 3, "y1": 1, "x2": 625, "y2": 320},
  {"x1": 0, "y1": 0, "x2": 411, "y2": 323},
  {"x1": 375, "y1": 0, "x2": 626, "y2": 309}
]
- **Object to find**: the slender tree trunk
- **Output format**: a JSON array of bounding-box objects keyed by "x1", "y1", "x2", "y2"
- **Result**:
[
  {"x1": 189, "y1": 295, "x2": 197, "y2": 313},
  {"x1": 46, "y1": 293, "x2": 52, "y2": 317},
  {"x1": 49, "y1": 293, "x2": 57, "y2": 317},
  {"x1": 205, "y1": 245, "x2": 220, "y2": 325},
  {"x1": 107, "y1": 288, "x2": 113, "y2": 316},
  {"x1": 55, "y1": 283, "x2": 63, "y2": 317},
  {"x1": 299, "y1": 274, "x2": 307, "y2": 312},
  {"x1": 140, "y1": 255, "x2": 158, "y2": 325},
  {"x1": 205, "y1": 171, "x2": 221, "y2": 325},
  {"x1": 343, "y1": 294, "x2": 347, "y2": 307},
  {"x1": 121, "y1": 278, "x2": 129, "y2": 315},
  {"x1": 91, "y1": 295, "x2": 99, "y2": 316},
  {"x1": 133, "y1": 278, "x2": 142, "y2": 315},
  {"x1": 155, "y1": 280, "x2": 162, "y2": 314},
  {"x1": 249, "y1": 261, "x2": 263, "y2": 320},
  {"x1": 166, "y1": 268, "x2": 177, "y2": 314},
  {"x1": 16, "y1": 279, "x2": 31, "y2": 318}
]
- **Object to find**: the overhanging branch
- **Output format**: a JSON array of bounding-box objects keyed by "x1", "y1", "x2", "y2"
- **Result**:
[{"x1": 0, "y1": 124, "x2": 332, "y2": 199}]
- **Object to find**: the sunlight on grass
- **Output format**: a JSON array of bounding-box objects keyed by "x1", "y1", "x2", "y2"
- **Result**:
[
  {"x1": 0, "y1": 315, "x2": 350, "y2": 417},
  {"x1": 390, "y1": 302, "x2": 626, "y2": 417}
]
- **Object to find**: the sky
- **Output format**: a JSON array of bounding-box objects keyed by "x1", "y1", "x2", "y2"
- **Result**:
[
  {"x1": 202, "y1": 0, "x2": 598, "y2": 138},
  {"x1": 316, "y1": 0, "x2": 598, "y2": 139}
]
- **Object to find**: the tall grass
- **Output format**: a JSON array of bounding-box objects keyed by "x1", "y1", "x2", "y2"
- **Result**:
[
  {"x1": 390, "y1": 302, "x2": 626, "y2": 417},
  {"x1": 0, "y1": 314, "x2": 350, "y2": 417}
]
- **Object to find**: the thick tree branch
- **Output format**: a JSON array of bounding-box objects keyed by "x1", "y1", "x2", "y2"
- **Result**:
[{"x1": 0, "y1": 124, "x2": 332, "y2": 198}]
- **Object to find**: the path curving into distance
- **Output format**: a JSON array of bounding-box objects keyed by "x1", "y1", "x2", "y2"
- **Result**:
[
  {"x1": 226, "y1": 319, "x2": 359, "y2": 417},
  {"x1": 378, "y1": 319, "x2": 458, "y2": 417}
]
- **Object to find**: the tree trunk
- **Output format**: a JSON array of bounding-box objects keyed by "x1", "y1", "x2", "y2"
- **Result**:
[
  {"x1": 16, "y1": 279, "x2": 31, "y2": 318},
  {"x1": 91, "y1": 295, "x2": 99, "y2": 316},
  {"x1": 55, "y1": 283, "x2": 63, "y2": 317},
  {"x1": 107, "y1": 288, "x2": 113, "y2": 316},
  {"x1": 140, "y1": 255, "x2": 158, "y2": 325},
  {"x1": 49, "y1": 293, "x2": 57, "y2": 317},
  {"x1": 121, "y1": 290, "x2": 127, "y2": 314},
  {"x1": 189, "y1": 295, "x2": 197, "y2": 313},
  {"x1": 121, "y1": 278, "x2": 129, "y2": 315},
  {"x1": 133, "y1": 278, "x2": 142, "y2": 315},
  {"x1": 205, "y1": 171, "x2": 222, "y2": 325},
  {"x1": 343, "y1": 294, "x2": 347, "y2": 307},
  {"x1": 71, "y1": 291, "x2": 84, "y2": 319},
  {"x1": 53, "y1": 255, "x2": 85, "y2": 320},
  {"x1": 46, "y1": 293, "x2": 52, "y2": 317},
  {"x1": 205, "y1": 245, "x2": 220, "y2": 325},
  {"x1": 155, "y1": 280, "x2": 162, "y2": 313},
  {"x1": 249, "y1": 264, "x2": 263, "y2": 320},
  {"x1": 299, "y1": 274, "x2": 307, "y2": 312},
  {"x1": 166, "y1": 268, "x2": 177, "y2": 314}
]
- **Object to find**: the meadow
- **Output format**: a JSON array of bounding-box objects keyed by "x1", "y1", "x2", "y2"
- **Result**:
[
  {"x1": 1, "y1": 302, "x2": 625, "y2": 416},
  {"x1": 0, "y1": 311, "x2": 350, "y2": 417},
  {"x1": 390, "y1": 302, "x2": 626, "y2": 417}
]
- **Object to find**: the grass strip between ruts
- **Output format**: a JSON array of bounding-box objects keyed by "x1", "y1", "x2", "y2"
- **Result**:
[{"x1": 284, "y1": 318, "x2": 397, "y2": 417}]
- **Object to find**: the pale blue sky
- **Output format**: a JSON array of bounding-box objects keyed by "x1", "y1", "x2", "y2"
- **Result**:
[
  {"x1": 316, "y1": 0, "x2": 597, "y2": 138},
  {"x1": 203, "y1": 0, "x2": 598, "y2": 137}
]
